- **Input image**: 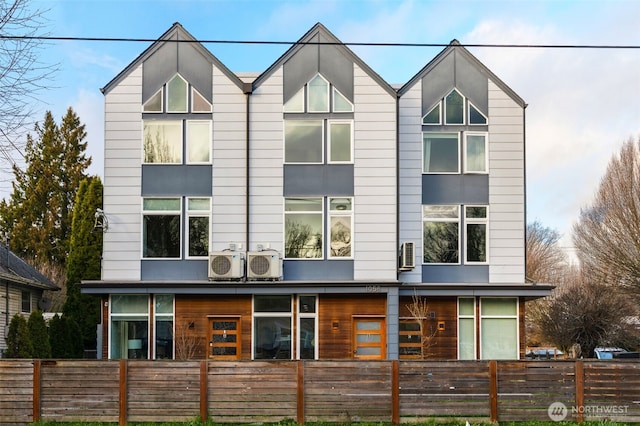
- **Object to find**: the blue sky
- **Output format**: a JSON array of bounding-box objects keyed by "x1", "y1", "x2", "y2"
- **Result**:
[{"x1": 20, "y1": 0, "x2": 640, "y2": 252}]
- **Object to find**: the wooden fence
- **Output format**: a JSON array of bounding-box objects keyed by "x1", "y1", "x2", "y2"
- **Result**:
[{"x1": 1, "y1": 359, "x2": 639, "y2": 425}]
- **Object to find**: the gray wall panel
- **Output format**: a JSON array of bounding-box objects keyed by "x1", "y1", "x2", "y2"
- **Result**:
[
  {"x1": 284, "y1": 164, "x2": 354, "y2": 196},
  {"x1": 178, "y1": 43, "x2": 213, "y2": 103},
  {"x1": 283, "y1": 260, "x2": 354, "y2": 280},
  {"x1": 319, "y1": 33, "x2": 354, "y2": 101},
  {"x1": 422, "y1": 51, "x2": 455, "y2": 115},
  {"x1": 455, "y1": 50, "x2": 488, "y2": 114},
  {"x1": 422, "y1": 264, "x2": 489, "y2": 283},
  {"x1": 142, "y1": 165, "x2": 213, "y2": 196},
  {"x1": 141, "y1": 259, "x2": 208, "y2": 280},
  {"x1": 283, "y1": 36, "x2": 319, "y2": 104},
  {"x1": 422, "y1": 174, "x2": 489, "y2": 204},
  {"x1": 143, "y1": 42, "x2": 177, "y2": 103}
]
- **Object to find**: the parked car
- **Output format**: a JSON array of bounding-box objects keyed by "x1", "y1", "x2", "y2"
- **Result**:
[
  {"x1": 526, "y1": 348, "x2": 564, "y2": 359},
  {"x1": 594, "y1": 347, "x2": 640, "y2": 359}
]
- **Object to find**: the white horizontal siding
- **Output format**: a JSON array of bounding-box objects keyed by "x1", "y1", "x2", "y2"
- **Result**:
[
  {"x1": 488, "y1": 80, "x2": 525, "y2": 284},
  {"x1": 212, "y1": 65, "x2": 248, "y2": 251},
  {"x1": 102, "y1": 65, "x2": 143, "y2": 281},
  {"x1": 248, "y1": 69, "x2": 284, "y2": 253},
  {"x1": 353, "y1": 65, "x2": 397, "y2": 281},
  {"x1": 398, "y1": 81, "x2": 422, "y2": 283}
]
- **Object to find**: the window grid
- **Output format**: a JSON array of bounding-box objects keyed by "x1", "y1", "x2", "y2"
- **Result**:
[
  {"x1": 142, "y1": 198, "x2": 182, "y2": 259},
  {"x1": 186, "y1": 197, "x2": 211, "y2": 258},
  {"x1": 458, "y1": 297, "x2": 476, "y2": 360}
]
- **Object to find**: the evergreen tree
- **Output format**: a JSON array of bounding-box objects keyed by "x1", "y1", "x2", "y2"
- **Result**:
[
  {"x1": 0, "y1": 108, "x2": 91, "y2": 267},
  {"x1": 5, "y1": 314, "x2": 33, "y2": 358},
  {"x1": 63, "y1": 177, "x2": 103, "y2": 352},
  {"x1": 49, "y1": 314, "x2": 83, "y2": 358},
  {"x1": 27, "y1": 311, "x2": 51, "y2": 358}
]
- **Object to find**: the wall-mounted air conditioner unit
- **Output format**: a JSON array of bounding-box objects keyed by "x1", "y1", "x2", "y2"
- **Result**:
[
  {"x1": 208, "y1": 252, "x2": 244, "y2": 280},
  {"x1": 399, "y1": 241, "x2": 415, "y2": 271},
  {"x1": 247, "y1": 251, "x2": 282, "y2": 280}
]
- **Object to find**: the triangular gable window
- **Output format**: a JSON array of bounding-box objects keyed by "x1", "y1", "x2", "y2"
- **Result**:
[
  {"x1": 284, "y1": 87, "x2": 304, "y2": 112},
  {"x1": 445, "y1": 89, "x2": 464, "y2": 125},
  {"x1": 468, "y1": 102, "x2": 487, "y2": 125},
  {"x1": 308, "y1": 75, "x2": 329, "y2": 113},
  {"x1": 167, "y1": 74, "x2": 188, "y2": 113},
  {"x1": 192, "y1": 87, "x2": 212, "y2": 113},
  {"x1": 422, "y1": 103, "x2": 441, "y2": 125},
  {"x1": 143, "y1": 89, "x2": 163, "y2": 113},
  {"x1": 333, "y1": 87, "x2": 353, "y2": 112}
]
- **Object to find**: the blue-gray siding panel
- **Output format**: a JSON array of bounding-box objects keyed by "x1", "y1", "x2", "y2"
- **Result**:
[
  {"x1": 141, "y1": 259, "x2": 208, "y2": 280},
  {"x1": 421, "y1": 264, "x2": 489, "y2": 283},
  {"x1": 283, "y1": 260, "x2": 354, "y2": 280},
  {"x1": 422, "y1": 174, "x2": 488, "y2": 205},
  {"x1": 283, "y1": 164, "x2": 354, "y2": 196},
  {"x1": 142, "y1": 165, "x2": 212, "y2": 196}
]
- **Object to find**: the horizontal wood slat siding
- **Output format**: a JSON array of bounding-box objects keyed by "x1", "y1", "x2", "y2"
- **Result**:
[
  {"x1": 0, "y1": 360, "x2": 33, "y2": 424},
  {"x1": 40, "y1": 360, "x2": 120, "y2": 422},
  {"x1": 304, "y1": 361, "x2": 392, "y2": 423},
  {"x1": 207, "y1": 361, "x2": 298, "y2": 423},
  {"x1": 2, "y1": 359, "x2": 640, "y2": 424}
]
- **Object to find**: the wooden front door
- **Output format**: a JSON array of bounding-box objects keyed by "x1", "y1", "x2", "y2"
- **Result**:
[
  {"x1": 352, "y1": 317, "x2": 386, "y2": 360},
  {"x1": 208, "y1": 317, "x2": 241, "y2": 360}
]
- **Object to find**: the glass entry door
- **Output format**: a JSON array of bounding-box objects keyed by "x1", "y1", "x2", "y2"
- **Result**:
[
  {"x1": 352, "y1": 317, "x2": 385, "y2": 360},
  {"x1": 208, "y1": 317, "x2": 241, "y2": 360}
]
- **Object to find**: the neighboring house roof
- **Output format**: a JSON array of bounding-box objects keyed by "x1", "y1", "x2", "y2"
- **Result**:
[
  {"x1": 252, "y1": 22, "x2": 397, "y2": 98},
  {"x1": 0, "y1": 244, "x2": 58, "y2": 291},
  {"x1": 101, "y1": 22, "x2": 247, "y2": 95},
  {"x1": 398, "y1": 39, "x2": 526, "y2": 108}
]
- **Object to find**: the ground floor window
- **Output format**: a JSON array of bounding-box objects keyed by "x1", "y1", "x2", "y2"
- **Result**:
[
  {"x1": 480, "y1": 297, "x2": 518, "y2": 359},
  {"x1": 297, "y1": 295, "x2": 317, "y2": 359},
  {"x1": 110, "y1": 295, "x2": 149, "y2": 359},
  {"x1": 458, "y1": 297, "x2": 519, "y2": 360},
  {"x1": 154, "y1": 295, "x2": 174, "y2": 359},
  {"x1": 253, "y1": 295, "x2": 292, "y2": 359},
  {"x1": 109, "y1": 294, "x2": 175, "y2": 360}
]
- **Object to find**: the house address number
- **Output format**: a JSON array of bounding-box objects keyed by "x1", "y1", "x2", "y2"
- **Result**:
[{"x1": 366, "y1": 285, "x2": 381, "y2": 293}]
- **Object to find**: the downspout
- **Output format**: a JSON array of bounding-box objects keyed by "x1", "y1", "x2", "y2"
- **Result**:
[
  {"x1": 395, "y1": 92, "x2": 401, "y2": 280},
  {"x1": 244, "y1": 83, "x2": 253, "y2": 256}
]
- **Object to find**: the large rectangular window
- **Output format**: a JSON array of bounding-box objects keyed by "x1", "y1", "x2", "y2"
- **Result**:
[
  {"x1": 254, "y1": 295, "x2": 292, "y2": 360},
  {"x1": 110, "y1": 295, "x2": 149, "y2": 359},
  {"x1": 423, "y1": 205, "x2": 459, "y2": 264},
  {"x1": 284, "y1": 198, "x2": 323, "y2": 259},
  {"x1": 480, "y1": 298, "x2": 518, "y2": 359},
  {"x1": 21, "y1": 290, "x2": 31, "y2": 313},
  {"x1": 154, "y1": 295, "x2": 174, "y2": 359},
  {"x1": 423, "y1": 133, "x2": 459, "y2": 173},
  {"x1": 458, "y1": 297, "x2": 476, "y2": 360},
  {"x1": 143, "y1": 198, "x2": 181, "y2": 259},
  {"x1": 284, "y1": 120, "x2": 323, "y2": 163},
  {"x1": 143, "y1": 121, "x2": 182, "y2": 164}
]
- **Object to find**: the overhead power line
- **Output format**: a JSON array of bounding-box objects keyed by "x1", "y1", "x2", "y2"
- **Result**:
[{"x1": 0, "y1": 34, "x2": 639, "y2": 49}]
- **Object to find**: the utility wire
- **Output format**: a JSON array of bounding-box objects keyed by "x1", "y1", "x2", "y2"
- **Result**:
[{"x1": 0, "y1": 34, "x2": 639, "y2": 49}]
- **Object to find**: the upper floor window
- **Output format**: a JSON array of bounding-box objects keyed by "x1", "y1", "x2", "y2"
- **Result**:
[
  {"x1": 143, "y1": 73, "x2": 212, "y2": 113},
  {"x1": 423, "y1": 88, "x2": 487, "y2": 126},
  {"x1": 284, "y1": 74, "x2": 353, "y2": 113},
  {"x1": 423, "y1": 132, "x2": 487, "y2": 174},
  {"x1": 284, "y1": 119, "x2": 353, "y2": 164},
  {"x1": 284, "y1": 197, "x2": 353, "y2": 260},
  {"x1": 143, "y1": 120, "x2": 211, "y2": 164},
  {"x1": 422, "y1": 204, "x2": 488, "y2": 264}
]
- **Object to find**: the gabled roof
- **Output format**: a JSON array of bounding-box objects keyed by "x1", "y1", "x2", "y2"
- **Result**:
[
  {"x1": 101, "y1": 22, "x2": 246, "y2": 95},
  {"x1": 398, "y1": 40, "x2": 526, "y2": 108},
  {"x1": 252, "y1": 22, "x2": 397, "y2": 98},
  {"x1": 0, "y1": 244, "x2": 58, "y2": 291}
]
